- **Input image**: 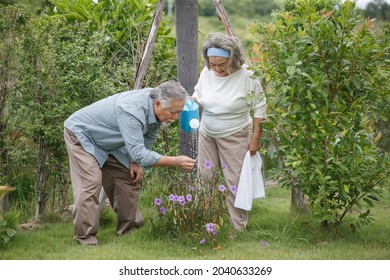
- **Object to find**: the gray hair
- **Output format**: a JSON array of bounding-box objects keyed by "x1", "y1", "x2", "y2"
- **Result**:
[
  {"x1": 150, "y1": 80, "x2": 188, "y2": 108},
  {"x1": 201, "y1": 33, "x2": 245, "y2": 74}
]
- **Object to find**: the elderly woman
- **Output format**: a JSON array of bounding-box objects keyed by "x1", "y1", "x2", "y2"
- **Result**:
[{"x1": 192, "y1": 33, "x2": 267, "y2": 231}]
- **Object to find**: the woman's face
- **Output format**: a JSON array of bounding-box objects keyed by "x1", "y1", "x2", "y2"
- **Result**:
[{"x1": 208, "y1": 56, "x2": 229, "y2": 77}]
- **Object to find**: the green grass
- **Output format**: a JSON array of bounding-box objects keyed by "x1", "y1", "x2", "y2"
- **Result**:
[{"x1": 1, "y1": 184, "x2": 389, "y2": 260}]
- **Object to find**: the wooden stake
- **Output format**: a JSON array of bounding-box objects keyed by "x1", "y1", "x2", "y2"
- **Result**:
[
  {"x1": 212, "y1": 0, "x2": 237, "y2": 38},
  {"x1": 133, "y1": 0, "x2": 165, "y2": 89}
]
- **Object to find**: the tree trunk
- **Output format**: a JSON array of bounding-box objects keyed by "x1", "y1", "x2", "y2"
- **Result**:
[
  {"x1": 33, "y1": 55, "x2": 48, "y2": 219},
  {"x1": 35, "y1": 132, "x2": 47, "y2": 218},
  {"x1": 175, "y1": 0, "x2": 199, "y2": 159},
  {"x1": 291, "y1": 187, "x2": 309, "y2": 214}
]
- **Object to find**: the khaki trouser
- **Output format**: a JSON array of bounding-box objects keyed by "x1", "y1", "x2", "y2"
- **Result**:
[
  {"x1": 64, "y1": 128, "x2": 143, "y2": 244},
  {"x1": 197, "y1": 125, "x2": 251, "y2": 231}
]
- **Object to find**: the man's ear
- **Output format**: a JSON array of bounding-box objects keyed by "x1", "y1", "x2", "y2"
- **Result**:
[{"x1": 153, "y1": 99, "x2": 161, "y2": 107}]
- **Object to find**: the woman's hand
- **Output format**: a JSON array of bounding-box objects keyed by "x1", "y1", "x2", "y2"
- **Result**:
[
  {"x1": 249, "y1": 118, "x2": 262, "y2": 156},
  {"x1": 249, "y1": 138, "x2": 260, "y2": 156}
]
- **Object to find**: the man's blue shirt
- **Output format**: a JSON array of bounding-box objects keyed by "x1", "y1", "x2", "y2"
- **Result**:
[{"x1": 64, "y1": 88, "x2": 162, "y2": 169}]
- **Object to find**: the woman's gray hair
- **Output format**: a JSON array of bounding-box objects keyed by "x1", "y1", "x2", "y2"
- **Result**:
[
  {"x1": 150, "y1": 80, "x2": 188, "y2": 108},
  {"x1": 201, "y1": 33, "x2": 245, "y2": 74}
]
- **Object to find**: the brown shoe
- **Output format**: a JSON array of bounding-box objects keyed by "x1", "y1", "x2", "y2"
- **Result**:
[{"x1": 75, "y1": 236, "x2": 98, "y2": 245}]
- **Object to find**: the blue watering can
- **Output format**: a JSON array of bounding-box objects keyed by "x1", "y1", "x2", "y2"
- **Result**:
[{"x1": 180, "y1": 98, "x2": 200, "y2": 132}]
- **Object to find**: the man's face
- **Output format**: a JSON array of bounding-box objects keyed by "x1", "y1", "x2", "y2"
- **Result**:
[{"x1": 154, "y1": 99, "x2": 185, "y2": 125}]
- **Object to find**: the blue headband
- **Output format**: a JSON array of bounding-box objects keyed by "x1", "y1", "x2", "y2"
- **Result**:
[{"x1": 207, "y1": 47, "x2": 230, "y2": 58}]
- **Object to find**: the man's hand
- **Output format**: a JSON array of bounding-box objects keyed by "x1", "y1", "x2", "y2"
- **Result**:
[
  {"x1": 130, "y1": 162, "x2": 144, "y2": 184},
  {"x1": 154, "y1": 155, "x2": 196, "y2": 171},
  {"x1": 174, "y1": 155, "x2": 196, "y2": 172}
]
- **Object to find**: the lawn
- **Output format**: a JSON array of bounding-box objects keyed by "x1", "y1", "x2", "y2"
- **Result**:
[{"x1": 1, "y1": 182, "x2": 389, "y2": 260}]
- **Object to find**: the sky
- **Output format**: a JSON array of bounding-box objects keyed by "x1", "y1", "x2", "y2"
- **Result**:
[{"x1": 355, "y1": 0, "x2": 390, "y2": 8}]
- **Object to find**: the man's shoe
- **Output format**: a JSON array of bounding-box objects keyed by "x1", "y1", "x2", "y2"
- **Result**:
[{"x1": 75, "y1": 236, "x2": 98, "y2": 246}]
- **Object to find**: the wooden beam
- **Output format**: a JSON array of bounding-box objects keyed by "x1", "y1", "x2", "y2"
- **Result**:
[
  {"x1": 133, "y1": 0, "x2": 165, "y2": 89},
  {"x1": 212, "y1": 0, "x2": 237, "y2": 38}
]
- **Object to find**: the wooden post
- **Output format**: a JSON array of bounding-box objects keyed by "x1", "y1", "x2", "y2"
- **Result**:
[
  {"x1": 176, "y1": 0, "x2": 199, "y2": 159},
  {"x1": 175, "y1": 0, "x2": 198, "y2": 95},
  {"x1": 133, "y1": 0, "x2": 165, "y2": 89}
]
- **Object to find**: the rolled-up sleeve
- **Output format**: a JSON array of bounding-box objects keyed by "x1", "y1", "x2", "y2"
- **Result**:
[{"x1": 250, "y1": 81, "x2": 267, "y2": 119}]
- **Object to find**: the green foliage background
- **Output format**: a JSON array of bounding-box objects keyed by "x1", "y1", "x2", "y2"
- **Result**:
[
  {"x1": 0, "y1": 0, "x2": 177, "y2": 219},
  {"x1": 250, "y1": 0, "x2": 389, "y2": 228}
]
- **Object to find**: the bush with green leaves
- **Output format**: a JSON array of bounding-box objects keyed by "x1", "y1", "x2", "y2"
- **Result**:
[
  {"x1": 1, "y1": 0, "x2": 178, "y2": 218},
  {"x1": 250, "y1": 0, "x2": 390, "y2": 229},
  {"x1": 0, "y1": 218, "x2": 16, "y2": 247},
  {"x1": 48, "y1": 0, "x2": 177, "y2": 88},
  {"x1": 0, "y1": 211, "x2": 19, "y2": 248}
]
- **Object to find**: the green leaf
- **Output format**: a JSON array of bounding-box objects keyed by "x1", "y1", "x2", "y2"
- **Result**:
[
  {"x1": 363, "y1": 197, "x2": 374, "y2": 207},
  {"x1": 359, "y1": 209, "x2": 370, "y2": 219},
  {"x1": 6, "y1": 228, "x2": 16, "y2": 237},
  {"x1": 287, "y1": 66, "x2": 296, "y2": 76}
]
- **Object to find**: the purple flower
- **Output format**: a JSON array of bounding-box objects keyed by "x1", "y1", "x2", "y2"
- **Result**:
[
  {"x1": 186, "y1": 194, "x2": 192, "y2": 202},
  {"x1": 204, "y1": 160, "x2": 213, "y2": 170},
  {"x1": 154, "y1": 197, "x2": 162, "y2": 206},
  {"x1": 222, "y1": 163, "x2": 228, "y2": 170},
  {"x1": 159, "y1": 207, "x2": 166, "y2": 215},
  {"x1": 218, "y1": 185, "x2": 226, "y2": 192},
  {"x1": 231, "y1": 185, "x2": 238, "y2": 193},
  {"x1": 176, "y1": 196, "x2": 185, "y2": 206},
  {"x1": 260, "y1": 241, "x2": 269, "y2": 247},
  {"x1": 199, "y1": 238, "x2": 206, "y2": 244},
  {"x1": 188, "y1": 185, "x2": 194, "y2": 192},
  {"x1": 206, "y1": 222, "x2": 218, "y2": 235},
  {"x1": 169, "y1": 194, "x2": 178, "y2": 201},
  {"x1": 206, "y1": 223, "x2": 215, "y2": 233}
]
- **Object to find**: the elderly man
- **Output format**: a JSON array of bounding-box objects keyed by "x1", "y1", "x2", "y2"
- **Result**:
[{"x1": 64, "y1": 80, "x2": 196, "y2": 245}]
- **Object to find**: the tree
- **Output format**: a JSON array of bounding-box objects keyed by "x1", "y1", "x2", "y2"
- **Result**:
[
  {"x1": 365, "y1": 0, "x2": 390, "y2": 21},
  {"x1": 251, "y1": 0, "x2": 390, "y2": 229},
  {"x1": 0, "y1": 4, "x2": 31, "y2": 210}
]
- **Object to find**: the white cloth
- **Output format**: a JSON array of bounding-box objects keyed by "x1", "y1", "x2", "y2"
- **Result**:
[{"x1": 234, "y1": 151, "x2": 265, "y2": 211}]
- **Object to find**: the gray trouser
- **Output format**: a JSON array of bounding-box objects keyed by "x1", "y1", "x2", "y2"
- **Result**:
[
  {"x1": 197, "y1": 125, "x2": 251, "y2": 230},
  {"x1": 64, "y1": 128, "x2": 143, "y2": 244}
]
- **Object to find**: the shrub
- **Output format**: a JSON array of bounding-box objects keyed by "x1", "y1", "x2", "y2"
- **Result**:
[
  {"x1": 0, "y1": 211, "x2": 19, "y2": 248},
  {"x1": 250, "y1": 0, "x2": 390, "y2": 228}
]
